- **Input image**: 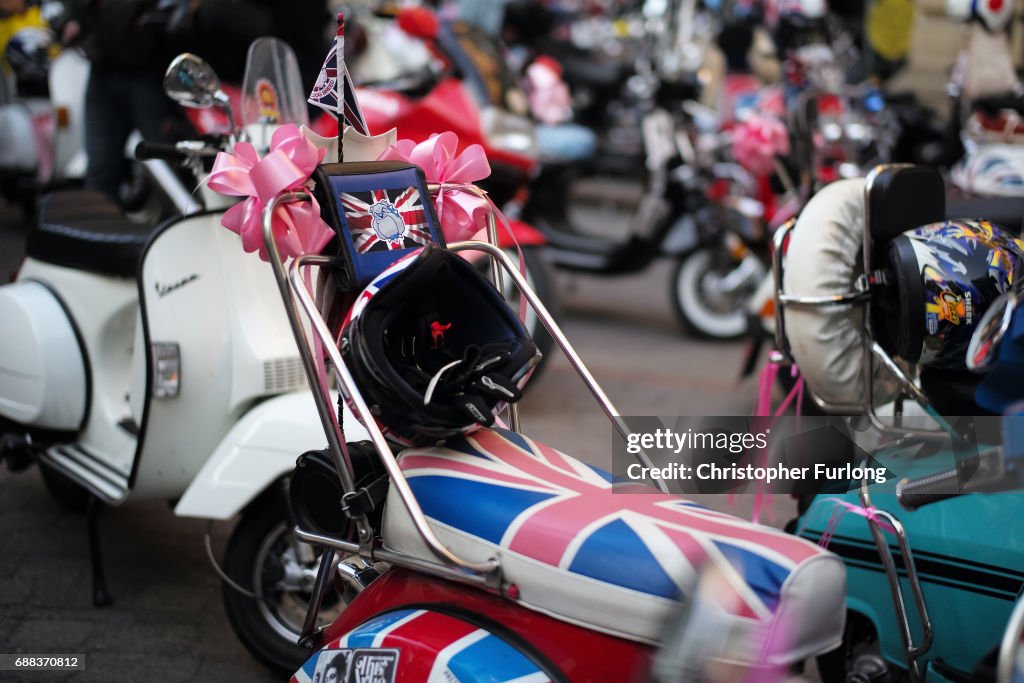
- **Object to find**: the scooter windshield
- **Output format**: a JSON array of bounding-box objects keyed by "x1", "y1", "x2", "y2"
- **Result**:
[{"x1": 239, "y1": 37, "x2": 309, "y2": 127}]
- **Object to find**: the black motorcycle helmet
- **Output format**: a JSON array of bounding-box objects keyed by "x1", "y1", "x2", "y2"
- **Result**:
[
  {"x1": 340, "y1": 246, "x2": 541, "y2": 446},
  {"x1": 872, "y1": 219, "x2": 1024, "y2": 368},
  {"x1": 6, "y1": 27, "x2": 53, "y2": 97}
]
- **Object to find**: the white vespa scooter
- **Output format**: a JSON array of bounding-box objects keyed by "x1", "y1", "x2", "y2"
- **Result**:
[{"x1": 0, "y1": 39, "x2": 368, "y2": 672}]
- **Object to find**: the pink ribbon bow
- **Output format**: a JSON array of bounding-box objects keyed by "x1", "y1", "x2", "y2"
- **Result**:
[
  {"x1": 378, "y1": 131, "x2": 492, "y2": 243},
  {"x1": 207, "y1": 124, "x2": 332, "y2": 262},
  {"x1": 732, "y1": 113, "x2": 791, "y2": 178}
]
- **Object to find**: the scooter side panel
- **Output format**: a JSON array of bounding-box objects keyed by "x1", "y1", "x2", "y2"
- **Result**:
[
  {"x1": 17, "y1": 258, "x2": 138, "y2": 482},
  {"x1": 134, "y1": 217, "x2": 239, "y2": 499},
  {"x1": 798, "y1": 448, "x2": 1024, "y2": 675},
  {"x1": 0, "y1": 281, "x2": 86, "y2": 429},
  {"x1": 173, "y1": 391, "x2": 369, "y2": 520},
  {"x1": 135, "y1": 215, "x2": 328, "y2": 499},
  {"x1": 293, "y1": 608, "x2": 555, "y2": 683}
]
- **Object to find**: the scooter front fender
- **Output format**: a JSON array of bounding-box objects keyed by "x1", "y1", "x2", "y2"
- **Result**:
[
  {"x1": 292, "y1": 607, "x2": 558, "y2": 683},
  {"x1": 174, "y1": 390, "x2": 369, "y2": 520}
]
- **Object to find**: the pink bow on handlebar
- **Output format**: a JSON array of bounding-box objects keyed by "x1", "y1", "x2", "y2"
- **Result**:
[
  {"x1": 207, "y1": 124, "x2": 332, "y2": 262},
  {"x1": 378, "y1": 131, "x2": 492, "y2": 243}
]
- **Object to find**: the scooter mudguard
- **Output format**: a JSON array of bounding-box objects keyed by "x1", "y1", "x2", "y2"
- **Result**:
[
  {"x1": 797, "y1": 446, "x2": 1024, "y2": 675},
  {"x1": 173, "y1": 391, "x2": 370, "y2": 520},
  {"x1": 301, "y1": 569, "x2": 651, "y2": 683},
  {"x1": 292, "y1": 608, "x2": 557, "y2": 683},
  {"x1": 0, "y1": 280, "x2": 87, "y2": 430}
]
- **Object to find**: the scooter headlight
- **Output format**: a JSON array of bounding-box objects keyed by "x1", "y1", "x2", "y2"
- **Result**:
[{"x1": 151, "y1": 342, "x2": 180, "y2": 398}]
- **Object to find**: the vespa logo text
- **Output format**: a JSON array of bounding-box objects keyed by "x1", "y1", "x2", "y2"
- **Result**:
[{"x1": 155, "y1": 274, "x2": 199, "y2": 298}]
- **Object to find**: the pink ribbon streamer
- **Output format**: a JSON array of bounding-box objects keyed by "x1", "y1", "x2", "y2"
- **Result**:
[
  {"x1": 741, "y1": 359, "x2": 805, "y2": 524},
  {"x1": 801, "y1": 497, "x2": 897, "y2": 550},
  {"x1": 207, "y1": 123, "x2": 333, "y2": 262},
  {"x1": 379, "y1": 132, "x2": 530, "y2": 322},
  {"x1": 378, "y1": 131, "x2": 492, "y2": 243}
]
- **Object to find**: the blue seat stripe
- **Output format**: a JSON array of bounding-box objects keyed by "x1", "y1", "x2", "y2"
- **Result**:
[
  {"x1": 407, "y1": 475, "x2": 556, "y2": 544},
  {"x1": 713, "y1": 541, "x2": 789, "y2": 611},
  {"x1": 568, "y1": 519, "x2": 679, "y2": 598}
]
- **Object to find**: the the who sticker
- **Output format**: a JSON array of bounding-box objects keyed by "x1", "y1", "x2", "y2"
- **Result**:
[{"x1": 311, "y1": 648, "x2": 399, "y2": 683}]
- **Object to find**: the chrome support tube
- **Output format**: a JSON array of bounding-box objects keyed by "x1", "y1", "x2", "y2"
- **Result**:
[
  {"x1": 858, "y1": 483, "x2": 933, "y2": 682},
  {"x1": 260, "y1": 192, "x2": 374, "y2": 545},
  {"x1": 427, "y1": 183, "x2": 520, "y2": 432},
  {"x1": 445, "y1": 240, "x2": 669, "y2": 491},
  {"x1": 997, "y1": 596, "x2": 1024, "y2": 683},
  {"x1": 771, "y1": 219, "x2": 795, "y2": 360},
  {"x1": 868, "y1": 343, "x2": 959, "y2": 439},
  {"x1": 286, "y1": 254, "x2": 501, "y2": 579},
  {"x1": 447, "y1": 241, "x2": 620, "y2": 435},
  {"x1": 298, "y1": 548, "x2": 336, "y2": 647},
  {"x1": 294, "y1": 528, "x2": 494, "y2": 592}
]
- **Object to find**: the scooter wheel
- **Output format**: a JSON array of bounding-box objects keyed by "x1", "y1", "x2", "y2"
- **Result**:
[
  {"x1": 671, "y1": 247, "x2": 765, "y2": 340},
  {"x1": 222, "y1": 488, "x2": 352, "y2": 674}
]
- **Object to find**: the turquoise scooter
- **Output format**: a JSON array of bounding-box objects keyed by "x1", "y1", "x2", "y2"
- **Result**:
[{"x1": 770, "y1": 164, "x2": 1024, "y2": 682}]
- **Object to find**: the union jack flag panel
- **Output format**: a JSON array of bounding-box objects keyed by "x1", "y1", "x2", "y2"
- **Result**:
[
  {"x1": 323, "y1": 162, "x2": 444, "y2": 291},
  {"x1": 340, "y1": 188, "x2": 434, "y2": 254}
]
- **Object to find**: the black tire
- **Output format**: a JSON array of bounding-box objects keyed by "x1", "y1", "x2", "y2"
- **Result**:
[
  {"x1": 671, "y1": 247, "x2": 766, "y2": 340},
  {"x1": 476, "y1": 246, "x2": 559, "y2": 376},
  {"x1": 222, "y1": 490, "x2": 351, "y2": 673},
  {"x1": 38, "y1": 462, "x2": 90, "y2": 513},
  {"x1": 117, "y1": 160, "x2": 152, "y2": 213}
]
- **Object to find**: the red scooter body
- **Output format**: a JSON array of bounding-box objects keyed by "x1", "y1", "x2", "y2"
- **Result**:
[
  {"x1": 289, "y1": 569, "x2": 651, "y2": 683},
  {"x1": 311, "y1": 79, "x2": 545, "y2": 250},
  {"x1": 312, "y1": 79, "x2": 535, "y2": 177}
]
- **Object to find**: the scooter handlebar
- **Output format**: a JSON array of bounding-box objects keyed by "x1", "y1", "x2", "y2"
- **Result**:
[
  {"x1": 895, "y1": 446, "x2": 1022, "y2": 510},
  {"x1": 135, "y1": 140, "x2": 189, "y2": 162},
  {"x1": 895, "y1": 468, "x2": 963, "y2": 510}
]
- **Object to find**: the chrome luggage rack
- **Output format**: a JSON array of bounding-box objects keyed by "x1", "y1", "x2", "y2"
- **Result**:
[
  {"x1": 259, "y1": 183, "x2": 646, "y2": 649},
  {"x1": 770, "y1": 164, "x2": 944, "y2": 681},
  {"x1": 770, "y1": 164, "x2": 956, "y2": 438}
]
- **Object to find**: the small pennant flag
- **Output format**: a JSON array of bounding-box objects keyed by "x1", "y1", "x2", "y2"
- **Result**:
[{"x1": 308, "y1": 13, "x2": 368, "y2": 136}]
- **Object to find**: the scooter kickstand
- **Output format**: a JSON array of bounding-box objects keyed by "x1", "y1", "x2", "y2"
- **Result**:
[{"x1": 87, "y1": 495, "x2": 113, "y2": 607}]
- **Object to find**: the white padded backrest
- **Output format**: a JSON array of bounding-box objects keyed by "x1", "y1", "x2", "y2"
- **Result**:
[{"x1": 782, "y1": 178, "x2": 896, "y2": 408}]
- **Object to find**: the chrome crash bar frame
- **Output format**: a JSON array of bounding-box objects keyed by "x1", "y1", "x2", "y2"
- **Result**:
[
  {"x1": 261, "y1": 186, "x2": 642, "y2": 647},
  {"x1": 771, "y1": 166, "x2": 957, "y2": 438},
  {"x1": 858, "y1": 481, "x2": 934, "y2": 683},
  {"x1": 770, "y1": 166, "x2": 944, "y2": 678},
  {"x1": 998, "y1": 594, "x2": 1024, "y2": 683}
]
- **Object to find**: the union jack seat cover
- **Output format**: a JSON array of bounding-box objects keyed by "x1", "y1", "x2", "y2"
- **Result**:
[{"x1": 383, "y1": 428, "x2": 846, "y2": 666}]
